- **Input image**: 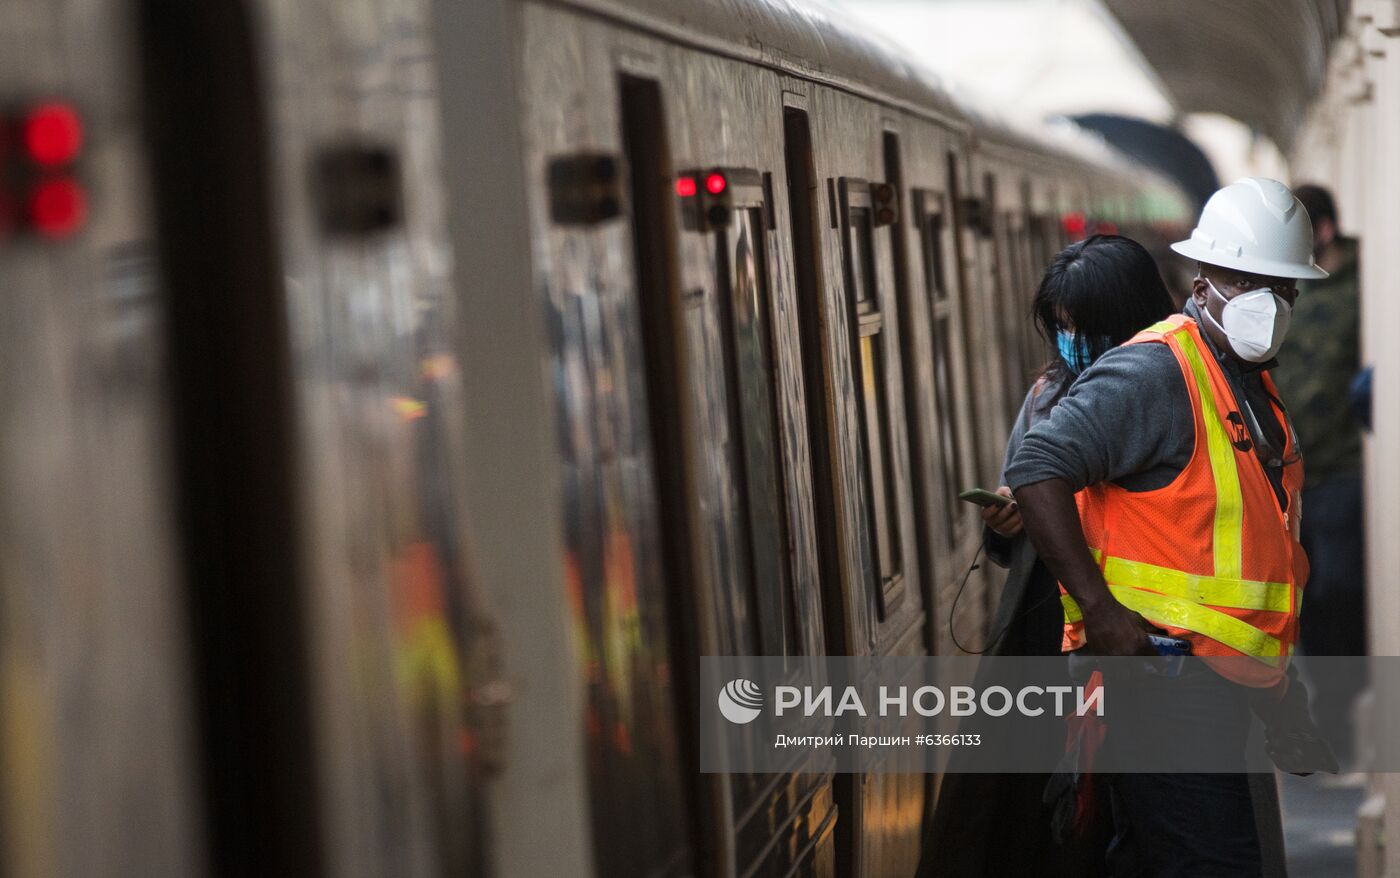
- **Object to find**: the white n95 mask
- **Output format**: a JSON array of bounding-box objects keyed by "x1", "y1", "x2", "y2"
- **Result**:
[{"x1": 1202, "y1": 279, "x2": 1293, "y2": 362}]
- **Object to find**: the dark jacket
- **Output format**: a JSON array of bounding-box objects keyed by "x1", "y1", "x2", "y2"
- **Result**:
[{"x1": 1271, "y1": 236, "x2": 1362, "y2": 485}]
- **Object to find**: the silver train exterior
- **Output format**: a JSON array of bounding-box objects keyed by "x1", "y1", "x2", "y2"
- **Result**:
[{"x1": 0, "y1": 0, "x2": 1187, "y2": 877}]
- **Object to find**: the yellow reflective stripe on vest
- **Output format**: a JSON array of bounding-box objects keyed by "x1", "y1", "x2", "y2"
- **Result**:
[
  {"x1": 1061, "y1": 593, "x2": 1083, "y2": 623},
  {"x1": 1059, "y1": 565, "x2": 1290, "y2": 620},
  {"x1": 1143, "y1": 319, "x2": 1178, "y2": 335},
  {"x1": 1175, "y1": 331, "x2": 1244, "y2": 579},
  {"x1": 1102, "y1": 556, "x2": 1292, "y2": 613},
  {"x1": 1109, "y1": 585, "x2": 1283, "y2": 659}
]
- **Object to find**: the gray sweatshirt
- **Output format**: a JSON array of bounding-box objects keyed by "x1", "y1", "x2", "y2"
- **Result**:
[{"x1": 1005, "y1": 302, "x2": 1290, "y2": 507}]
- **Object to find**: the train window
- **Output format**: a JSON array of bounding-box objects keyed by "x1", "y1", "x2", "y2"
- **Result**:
[
  {"x1": 620, "y1": 82, "x2": 694, "y2": 674},
  {"x1": 990, "y1": 204, "x2": 1025, "y2": 423},
  {"x1": 915, "y1": 190, "x2": 964, "y2": 551},
  {"x1": 1003, "y1": 212, "x2": 1031, "y2": 401},
  {"x1": 783, "y1": 107, "x2": 845, "y2": 655},
  {"x1": 711, "y1": 175, "x2": 801, "y2": 657},
  {"x1": 838, "y1": 177, "x2": 903, "y2": 618},
  {"x1": 1030, "y1": 214, "x2": 1052, "y2": 272},
  {"x1": 925, "y1": 210, "x2": 950, "y2": 304},
  {"x1": 1022, "y1": 213, "x2": 1052, "y2": 380},
  {"x1": 848, "y1": 207, "x2": 877, "y2": 306}
]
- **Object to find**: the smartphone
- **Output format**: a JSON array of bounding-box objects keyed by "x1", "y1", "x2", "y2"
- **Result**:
[
  {"x1": 1147, "y1": 634, "x2": 1191, "y2": 656},
  {"x1": 959, "y1": 488, "x2": 1012, "y2": 508},
  {"x1": 1146, "y1": 634, "x2": 1191, "y2": 678}
]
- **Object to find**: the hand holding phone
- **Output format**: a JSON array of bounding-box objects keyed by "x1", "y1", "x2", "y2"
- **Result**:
[
  {"x1": 962, "y1": 487, "x2": 1021, "y2": 537},
  {"x1": 959, "y1": 488, "x2": 1012, "y2": 508}
]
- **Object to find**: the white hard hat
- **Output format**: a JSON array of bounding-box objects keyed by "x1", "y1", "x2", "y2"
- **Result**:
[{"x1": 1170, "y1": 177, "x2": 1329, "y2": 279}]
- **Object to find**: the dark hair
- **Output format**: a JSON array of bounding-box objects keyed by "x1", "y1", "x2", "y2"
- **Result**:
[
  {"x1": 1032, "y1": 234, "x2": 1175, "y2": 387},
  {"x1": 1294, "y1": 183, "x2": 1337, "y2": 227}
]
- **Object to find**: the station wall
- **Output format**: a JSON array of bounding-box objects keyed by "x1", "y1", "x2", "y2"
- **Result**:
[{"x1": 1292, "y1": 2, "x2": 1400, "y2": 874}]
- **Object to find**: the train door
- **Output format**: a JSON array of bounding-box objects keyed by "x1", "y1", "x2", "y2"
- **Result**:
[
  {"x1": 706, "y1": 161, "x2": 838, "y2": 878},
  {"x1": 884, "y1": 129, "x2": 945, "y2": 651},
  {"x1": 823, "y1": 169, "x2": 925, "y2": 659},
  {"x1": 0, "y1": 2, "x2": 208, "y2": 875},
  {"x1": 944, "y1": 148, "x2": 993, "y2": 641},
  {"x1": 517, "y1": 9, "x2": 840, "y2": 874},
  {"x1": 141, "y1": 1, "x2": 321, "y2": 873},
  {"x1": 947, "y1": 152, "x2": 993, "y2": 490},
  {"x1": 148, "y1": 0, "x2": 496, "y2": 875},
  {"x1": 968, "y1": 169, "x2": 1013, "y2": 482},
  {"x1": 512, "y1": 13, "x2": 704, "y2": 874},
  {"x1": 661, "y1": 78, "x2": 835, "y2": 876},
  {"x1": 617, "y1": 70, "x2": 707, "y2": 877},
  {"x1": 907, "y1": 178, "x2": 985, "y2": 657},
  {"x1": 532, "y1": 72, "x2": 700, "y2": 877},
  {"x1": 790, "y1": 96, "x2": 925, "y2": 876}
]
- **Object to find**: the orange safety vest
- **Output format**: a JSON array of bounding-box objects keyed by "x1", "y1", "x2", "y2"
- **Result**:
[{"x1": 1060, "y1": 315, "x2": 1309, "y2": 686}]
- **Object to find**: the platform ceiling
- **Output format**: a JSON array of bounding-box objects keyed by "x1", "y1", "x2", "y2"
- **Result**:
[{"x1": 1099, "y1": 0, "x2": 1350, "y2": 152}]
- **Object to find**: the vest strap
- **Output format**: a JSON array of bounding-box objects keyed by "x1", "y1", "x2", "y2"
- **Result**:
[
  {"x1": 1102, "y1": 556, "x2": 1294, "y2": 613},
  {"x1": 1110, "y1": 586, "x2": 1283, "y2": 660},
  {"x1": 1174, "y1": 329, "x2": 1245, "y2": 579},
  {"x1": 1061, "y1": 593, "x2": 1082, "y2": 623},
  {"x1": 1061, "y1": 586, "x2": 1283, "y2": 659}
]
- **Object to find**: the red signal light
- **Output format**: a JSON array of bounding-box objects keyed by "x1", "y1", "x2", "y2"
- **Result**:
[
  {"x1": 1061, "y1": 211, "x2": 1086, "y2": 237},
  {"x1": 705, "y1": 172, "x2": 726, "y2": 195},
  {"x1": 23, "y1": 103, "x2": 83, "y2": 168},
  {"x1": 29, "y1": 177, "x2": 87, "y2": 238},
  {"x1": 675, "y1": 176, "x2": 697, "y2": 198}
]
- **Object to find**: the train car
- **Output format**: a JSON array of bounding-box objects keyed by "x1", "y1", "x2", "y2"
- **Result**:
[
  {"x1": 1, "y1": 0, "x2": 491, "y2": 876},
  {"x1": 0, "y1": 0, "x2": 1186, "y2": 877},
  {"x1": 437, "y1": 1, "x2": 1189, "y2": 875}
]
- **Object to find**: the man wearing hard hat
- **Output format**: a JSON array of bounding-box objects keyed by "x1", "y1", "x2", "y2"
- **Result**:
[{"x1": 1005, "y1": 178, "x2": 1329, "y2": 875}]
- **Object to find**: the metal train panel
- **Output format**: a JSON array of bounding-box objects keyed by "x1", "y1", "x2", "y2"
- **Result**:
[
  {"x1": 517, "y1": 4, "x2": 745, "y2": 875},
  {"x1": 428, "y1": 0, "x2": 596, "y2": 872},
  {"x1": 553, "y1": 0, "x2": 971, "y2": 132},
  {"x1": 0, "y1": 1, "x2": 207, "y2": 875},
  {"x1": 237, "y1": 0, "x2": 486, "y2": 873}
]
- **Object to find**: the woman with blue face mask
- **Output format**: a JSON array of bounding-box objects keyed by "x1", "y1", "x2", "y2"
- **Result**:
[
  {"x1": 981, "y1": 234, "x2": 1178, "y2": 550},
  {"x1": 929, "y1": 234, "x2": 1178, "y2": 875}
]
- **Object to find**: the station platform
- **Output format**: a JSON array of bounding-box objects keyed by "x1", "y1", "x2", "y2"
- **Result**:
[{"x1": 1283, "y1": 772, "x2": 1369, "y2": 877}]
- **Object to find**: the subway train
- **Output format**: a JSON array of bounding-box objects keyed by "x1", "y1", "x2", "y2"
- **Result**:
[{"x1": 0, "y1": 0, "x2": 1187, "y2": 877}]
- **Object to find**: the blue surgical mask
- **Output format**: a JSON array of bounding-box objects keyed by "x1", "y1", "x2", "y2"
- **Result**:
[{"x1": 1057, "y1": 329, "x2": 1095, "y2": 375}]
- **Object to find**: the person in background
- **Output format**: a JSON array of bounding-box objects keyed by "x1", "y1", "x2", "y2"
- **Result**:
[
  {"x1": 1270, "y1": 183, "x2": 1366, "y2": 759},
  {"x1": 921, "y1": 235, "x2": 1175, "y2": 878}
]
